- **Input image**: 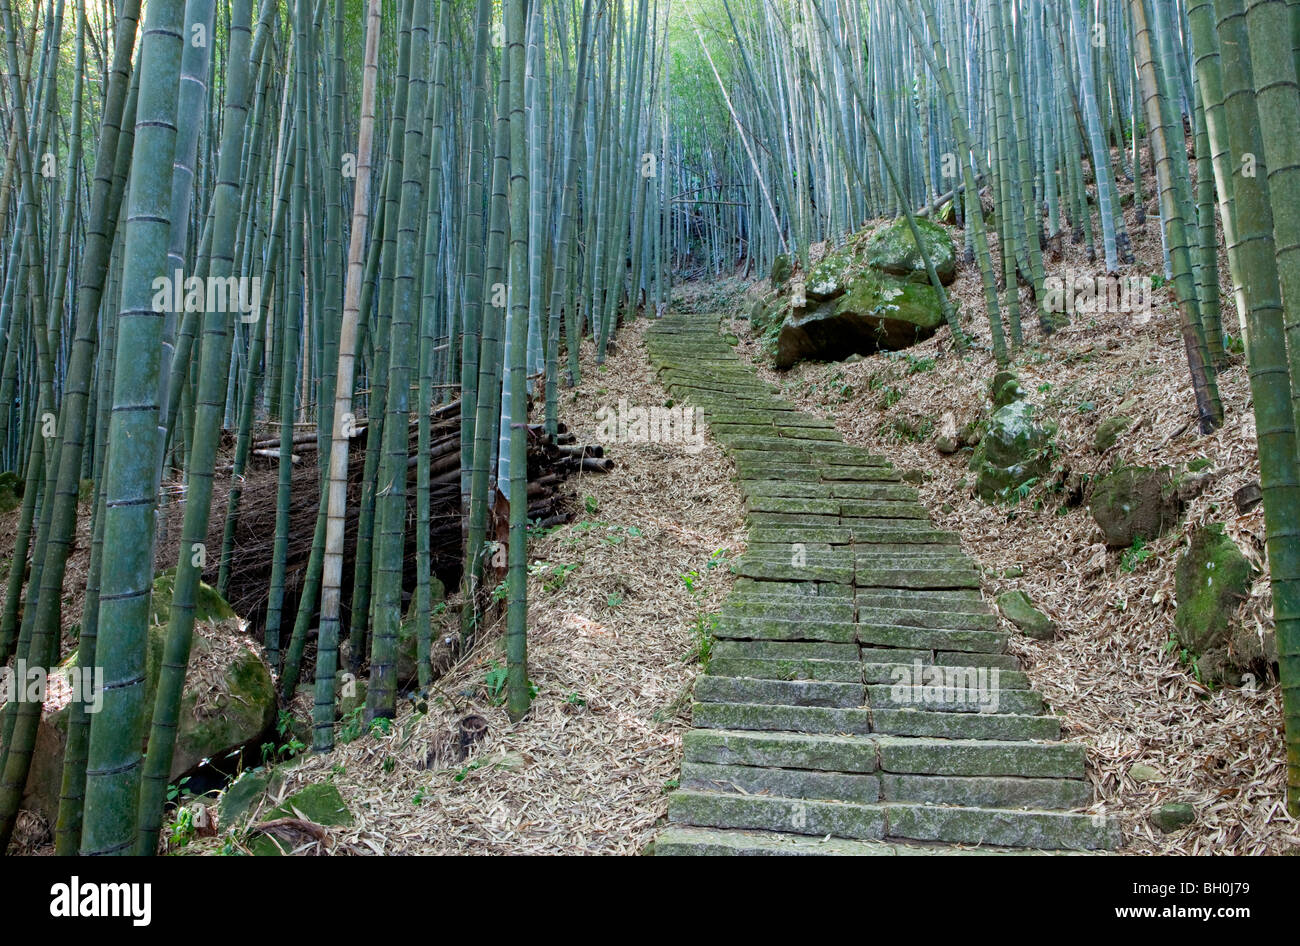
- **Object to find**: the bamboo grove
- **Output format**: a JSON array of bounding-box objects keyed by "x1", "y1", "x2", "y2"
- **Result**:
[
  {"x1": 0, "y1": 0, "x2": 667, "y2": 853},
  {"x1": 4, "y1": 0, "x2": 1300, "y2": 855}
]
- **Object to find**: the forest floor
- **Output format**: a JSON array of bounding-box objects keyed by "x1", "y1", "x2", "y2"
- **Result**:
[{"x1": 675, "y1": 185, "x2": 1300, "y2": 854}]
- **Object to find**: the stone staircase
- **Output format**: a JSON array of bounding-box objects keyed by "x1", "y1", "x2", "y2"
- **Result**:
[{"x1": 646, "y1": 312, "x2": 1121, "y2": 855}]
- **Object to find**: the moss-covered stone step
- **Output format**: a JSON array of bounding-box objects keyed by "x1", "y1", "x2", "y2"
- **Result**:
[
  {"x1": 722, "y1": 597, "x2": 855, "y2": 621},
  {"x1": 708, "y1": 656, "x2": 866, "y2": 682},
  {"x1": 854, "y1": 567, "x2": 982, "y2": 590},
  {"x1": 745, "y1": 496, "x2": 842, "y2": 515},
  {"x1": 932, "y1": 650, "x2": 1021, "y2": 671},
  {"x1": 692, "y1": 700, "x2": 875, "y2": 734},
  {"x1": 872, "y1": 708, "x2": 1060, "y2": 741},
  {"x1": 773, "y1": 426, "x2": 841, "y2": 441},
  {"x1": 856, "y1": 606, "x2": 997, "y2": 631},
  {"x1": 735, "y1": 554, "x2": 853, "y2": 584},
  {"x1": 877, "y1": 737, "x2": 1085, "y2": 778},
  {"x1": 715, "y1": 616, "x2": 858, "y2": 643},
  {"x1": 733, "y1": 578, "x2": 853, "y2": 598},
  {"x1": 861, "y1": 661, "x2": 1031, "y2": 688},
  {"x1": 886, "y1": 804, "x2": 1120, "y2": 851},
  {"x1": 744, "y1": 480, "x2": 835, "y2": 498},
  {"x1": 879, "y1": 773, "x2": 1091, "y2": 810},
  {"x1": 653, "y1": 826, "x2": 1036, "y2": 856},
  {"x1": 839, "y1": 501, "x2": 931, "y2": 519},
  {"x1": 694, "y1": 675, "x2": 866, "y2": 707},
  {"x1": 857, "y1": 589, "x2": 987, "y2": 612},
  {"x1": 668, "y1": 790, "x2": 887, "y2": 840},
  {"x1": 828, "y1": 482, "x2": 920, "y2": 501},
  {"x1": 711, "y1": 639, "x2": 859, "y2": 662},
  {"x1": 856, "y1": 624, "x2": 1007, "y2": 654},
  {"x1": 684, "y1": 728, "x2": 880, "y2": 772},
  {"x1": 682, "y1": 762, "x2": 881, "y2": 803},
  {"x1": 867, "y1": 683, "x2": 1043, "y2": 716}
]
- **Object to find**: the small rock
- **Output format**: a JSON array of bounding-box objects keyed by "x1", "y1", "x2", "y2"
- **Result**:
[
  {"x1": 935, "y1": 412, "x2": 959, "y2": 454},
  {"x1": 1089, "y1": 465, "x2": 1182, "y2": 548},
  {"x1": 901, "y1": 469, "x2": 926, "y2": 485},
  {"x1": 1002, "y1": 566, "x2": 1024, "y2": 579},
  {"x1": 1234, "y1": 481, "x2": 1263, "y2": 514},
  {"x1": 1150, "y1": 802, "x2": 1196, "y2": 833},
  {"x1": 1092, "y1": 415, "x2": 1132, "y2": 453},
  {"x1": 996, "y1": 590, "x2": 1057, "y2": 640},
  {"x1": 1129, "y1": 763, "x2": 1161, "y2": 783}
]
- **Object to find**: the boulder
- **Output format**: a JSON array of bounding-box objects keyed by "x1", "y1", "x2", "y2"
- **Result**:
[
  {"x1": 1089, "y1": 465, "x2": 1182, "y2": 548},
  {"x1": 748, "y1": 293, "x2": 786, "y2": 338},
  {"x1": 774, "y1": 271, "x2": 947, "y2": 368},
  {"x1": 1173, "y1": 524, "x2": 1256, "y2": 671},
  {"x1": 969, "y1": 400, "x2": 1055, "y2": 502},
  {"x1": 2, "y1": 571, "x2": 276, "y2": 823},
  {"x1": 996, "y1": 590, "x2": 1057, "y2": 640},
  {"x1": 247, "y1": 781, "x2": 354, "y2": 855},
  {"x1": 864, "y1": 216, "x2": 957, "y2": 286}
]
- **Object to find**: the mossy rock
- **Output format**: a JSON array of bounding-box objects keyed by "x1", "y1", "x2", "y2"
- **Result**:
[
  {"x1": 1174, "y1": 524, "x2": 1255, "y2": 657},
  {"x1": 865, "y1": 216, "x2": 957, "y2": 286},
  {"x1": 150, "y1": 567, "x2": 238, "y2": 626},
  {"x1": 1089, "y1": 465, "x2": 1182, "y2": 548},
  {"x1": 774, "y1": 271, "x2": 946, "y2": 369},
  {"x1": 6, "y1": 572, "x2": 274, "y2": 822},
  {"x1": 990, "y1": 370, "x2": 1024, "y2": 409},
  {"x1": 770, "y1": 253, "x2": 793, "y2": 289},
  {"x1": 1092, "y1": 415, "x2": 1133, "y2": 453},
  {"x1": 970, "y1": 401, "x2": 1055, "y2": 502},
  {"x1": 248, "y1": 782, "x2": 354, "y2": 855},
  {"x1": 218, "y1": 768, "x2": 273, "y2": 826},
  {"x1": 996, "y1": 590, "x2": 1057, "y2": 640},
  {"x1": 805, "y1": 248, "x2": 857, "y2": 301}
]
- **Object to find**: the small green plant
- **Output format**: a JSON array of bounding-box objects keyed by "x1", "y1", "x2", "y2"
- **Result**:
[
  {"x1": 484, "y1": 661, "x2": 508, "y2": 705},
  {"x1": 904, "y1": 353, "x2": 936, "y2": 374},
  {"x1": 584, "y1": 495, "x2": 600, "y2": 515},
  {"x1": 1120, "y1": 537, "x2": 1154, "y2": 573},
  {"x1": 606, "y1": 593, "x2": 624, "y2": 608},
  {"x1": 165, "y1": 776, "x2": 193, "y2": 805},
  {"x1": 169, "y1": 806, "x2": 196, "y2": 848},
  {"x1": 528, "y1": 560, "x2": 579, "y2": 592},
  {"x1": 565, "y1": 692, "x2": 587, "y2": 707},
  {"x1": 454, "y1": 761, "x2": 482, "y2": 782},
  {"x1": 413, "y1": 787, "x2": 428, "y2": 805},
  {"x1": 338, "y1": 707, "x2": 365, "y2": 743},
  {"x1": 369, "y1": 716, "x2": 393, "y2": 737}
]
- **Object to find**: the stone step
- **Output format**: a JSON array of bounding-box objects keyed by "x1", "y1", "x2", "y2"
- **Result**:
[
  {"x1": 856, "y1": 606, "x2": 998, "y2": 631},
  {"x1": 867, "y1": 683, "x2": 1043, "y2": 716},
  {"x1": 692, "y1": 701, "x2": 875, "y2": 734},
  {"x1": 653, "y1": 826, "x2": 1040, "y2": 856},
  {"x1": 856, "y1": 623, "x2": 1008, "y2": 653},
  {"x1": 872, "y1": 708, "x2": 1060, "y2": 741},
  {"x1": 714, "y1": 616, "x2": 857, "y2": 643},
  {"x1": 681, "y1": 761, "x2": 880, "y2": 803},
  {"x1": 712, "y1": 639, "x2": 859, "y2": 661},
  {"x1": 694, "y1": 676, "x2": 866, "y2": 708},
  {"x1": 880, "y1": 773, "x2": 1091, "y2": 809},
  {"x1": 708, "y1": 656, "x2": 866, "y2": 682},
  {"x1": 667, "y1": 791, "x2": 1119, "y2": 850}
]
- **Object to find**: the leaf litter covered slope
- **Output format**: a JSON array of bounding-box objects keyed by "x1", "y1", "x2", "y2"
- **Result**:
[
  {"x1": 727, "y1": 179, "x2": 1299, "y2": 854},
  {"x1": 238, "y1": 319, "x2": 744, "y2": 855}
]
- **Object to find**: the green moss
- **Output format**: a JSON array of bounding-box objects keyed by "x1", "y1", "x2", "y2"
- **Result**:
[
  {"x1": 864, "y1": 216, "x2": 957, "y2": 285},
  {"x1": 1173, "y1": 523, "x2": 1254, "y2": 655}
]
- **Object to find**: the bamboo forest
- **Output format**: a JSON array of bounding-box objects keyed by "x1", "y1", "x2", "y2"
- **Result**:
[{"x1": 0, "y1": 0, "x2": 1295, "y2": 878}]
